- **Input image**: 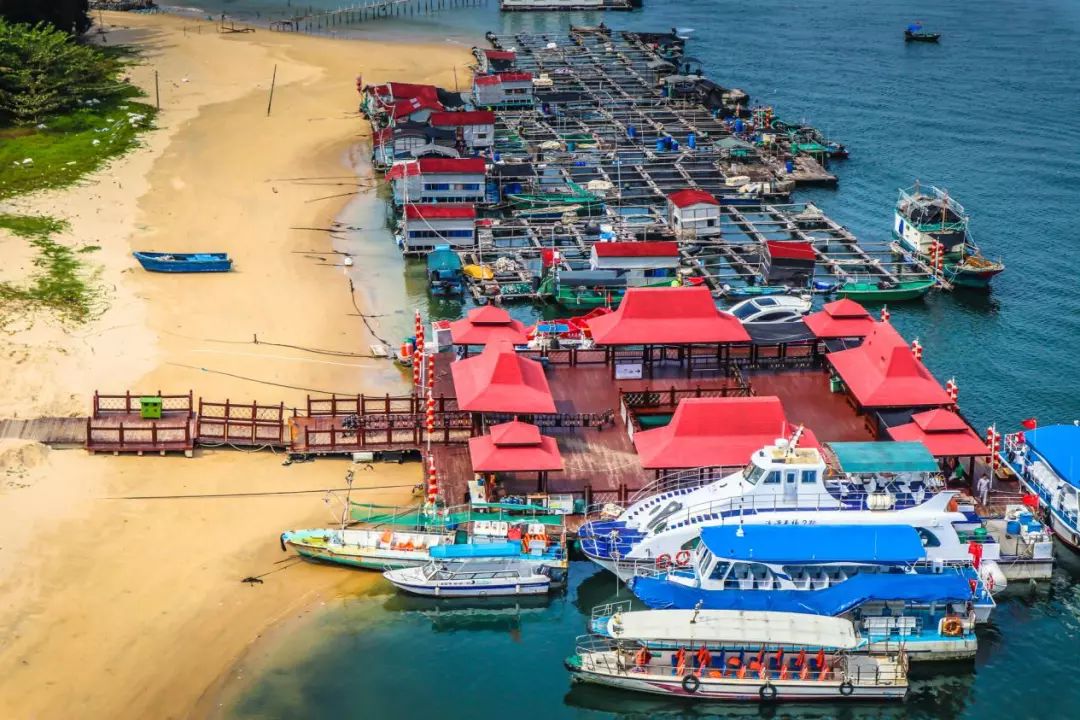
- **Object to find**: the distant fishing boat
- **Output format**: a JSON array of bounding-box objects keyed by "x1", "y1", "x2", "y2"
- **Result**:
[
  {"x1": 904, "y1": 22, "x2": 940, "y2": 42},
  {"x1": 837, "y1": 278, "x2": 935, "y2": 302},
  {"x1": 133, "y1": 251, "x2": 232, "y2": 273},
  {"x1": 894, "y1": 184, "x2": 1005, "y2": 289},
  {"x1": 426, "y1": 245, "x2": 465, "y2": 296}
]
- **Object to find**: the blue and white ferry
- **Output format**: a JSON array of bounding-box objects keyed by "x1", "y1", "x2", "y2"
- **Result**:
[
  {"x1": 619, "y1": 524, "x2": 991, "y2": 661},
  {"x1": 1005, "y1": 423, "x2": 1080, "y2": 550},
  {"x1": 579, "y1": 440, "x2": 1008, "y2": 593}
]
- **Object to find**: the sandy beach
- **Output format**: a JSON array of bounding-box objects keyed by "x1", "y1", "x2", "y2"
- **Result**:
[{"x1": 0, "y1": 11, "x2": 470, "y2": 719}]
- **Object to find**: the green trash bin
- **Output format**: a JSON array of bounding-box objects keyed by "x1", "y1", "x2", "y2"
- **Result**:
[
  {"x1": 140, "y1": 396, "x2": 163, "y2": 420},
  {"x1": 829, "y1": 377, "x2": 844, "y2": 393}
]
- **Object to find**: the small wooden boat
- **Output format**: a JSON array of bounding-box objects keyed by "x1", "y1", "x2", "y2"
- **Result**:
[
  {"x1": 837, "y1": 278, "x2": 934, "y2": 302},
  {"x1": 384, "y1": 556, "x2": 555, "y2": 598},
  {"x1": 133, "y1": 251, "x2": 232, "y2": 273}
]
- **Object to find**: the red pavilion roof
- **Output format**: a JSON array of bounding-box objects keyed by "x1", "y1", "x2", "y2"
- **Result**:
[
  {"x1": 827, "y1": 323, "x2": 953, "y2": 408},
  {"x1": 449, "y1": 306, "x2": 529, "y2": 346},
  {"x1": 450, "y1": 340, "x2": 556, "y2": 413},
  {"x1": 667, "y1": 189, "x2": 720, "y2": 208},
  {"x1": 586, "y1": 287, "x2": 751, "y2": 346},
  {"x1": 634, "y1": 396, "x2": 821, "y2": 469},
  {"x1": 469, "y1": 420, "x2": 563, "y2": 472},
  {"x1": 804, "y1": 299, "x2": 876, "y2": 339},
  {"x1": 886, "y1": 410, "x2": 987, "y2": 457}
]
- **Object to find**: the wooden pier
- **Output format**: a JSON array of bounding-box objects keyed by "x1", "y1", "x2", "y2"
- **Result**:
[{"x1": 269, "y1": 0, "x2": 486, "y2": 32}]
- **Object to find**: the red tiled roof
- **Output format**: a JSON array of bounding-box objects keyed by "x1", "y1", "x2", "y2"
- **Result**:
[
  {"x1": 804, "y1": 299, "x2": 876, "y2": 339},
  {"x1": 587, "y1": 287, "x2": 751, "y2": 346},
  {"x1": 389, "y1": 94, "x2": 443, "y2": 119},
  {"x1": 449, "y1": 306, "x2": 529, "y2": 346},
  {"x1": 634, "y1": 396, "x2": 821, "y2": 469},
  {"x1": 887, "y1": 410, "x2": 987, "y2": 457},
  {"x1": 429, "y1": 110, "x2": 496, "y2": 127},
  {"x1": 593, "y1": 241, "x2": 680, "y2": 258},
  {"x1": 827, "y1": 323, "x2": 953, "y2": 408},
  {"x1": 483, "y1": 49, "x2": 517, "y2": 60},
  {"x1": 469, "y1": 420, "x2": 563, "y2": 472},
  {"x1": 450, "y1": 341, "x2": 556, "y2": 413},
  {"x1": 766, "y1": 240, "x2": 816, "y2": 261},
  {"x1": 667, "y1": 189, "x2": 720, "y2": 208},
  {"x1": 404, "y1": 204, "x2": 477, "y2": 220},
  {"x1": 385, "y1": 82, "x2": 438, "y2": 99}
]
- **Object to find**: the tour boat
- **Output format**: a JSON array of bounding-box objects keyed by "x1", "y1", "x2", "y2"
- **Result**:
[
  {"x1": 383, "y1": 554, "x2": 556, "y2": 598},
  {"x1": 893, "y1": 184, "x2": 1004, "y2": 288},
  {"x1": 566, "y1": 609, "x2": 908, "y2": 702},
  {"x1": 133, "y1": 251, "x2": 232, "y2": 273},
  {"x1": 727, "y1": 295, "x2": 812, "y2": 324},
  {"x1": 1004, "y1": 424, "x2": 1080, "y2": 550},
  {"x1": 577, "y1": 438, "x2": 1009, "y2": 593}
]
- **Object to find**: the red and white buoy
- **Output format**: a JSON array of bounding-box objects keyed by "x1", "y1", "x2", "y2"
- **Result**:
[
  {"x1": 880, "y1": 305, "x2": 890, "y2": 322},
  {"x1": 911, "y1": 338, "x2": 923, "y2": 360}
]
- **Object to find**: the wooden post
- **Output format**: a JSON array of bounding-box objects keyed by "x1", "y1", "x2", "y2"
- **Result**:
[
  {"x1": 154, "y1": 69, "x2": 160, "y2": 110},
  {"x1": 267, "y1": 64, "x2": 278, "y2": 116}
]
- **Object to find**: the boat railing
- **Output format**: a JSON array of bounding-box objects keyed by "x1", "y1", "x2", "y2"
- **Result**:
[
  {"x1": 590, "y1": 600, "x2": 634, "y2": 622},
  {"x1": 626, "y1": 467, "x2": 728, "y2": 507}
]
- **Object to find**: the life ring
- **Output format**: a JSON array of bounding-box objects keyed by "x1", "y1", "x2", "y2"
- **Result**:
[
  {"x1": 656, "y1": 554, "x2": 672, "y2": 569},
  {"x1": 942, "y1": 616, "x2": 964, "y2": 637},
  {"x1": 675, "y1": 550, "x2": 692, "y2": 567},
  {"x1": 681, "y1": 674, "x2": 700, "y2": 694},
  {"x1": 947, "y1": 498, "x2": 959, "y2": 512},
  {"x1": 839, "y1": 680, "x2": 854, "y2": 696},
  {"x1": 759, "y1": 682, "x2": 778, "y2": 701}
]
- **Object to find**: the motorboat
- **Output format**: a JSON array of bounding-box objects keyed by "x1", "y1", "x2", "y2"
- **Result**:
[
  {"x1": 567, "y1": 609, "x2": 908, "y2": 702},
  {"x1": 1004, "y1": 424, "x2": 1080, "y2": 551},
  {"x1": 383, "y1": 554, "x2": 557, "y2": 598},
  {"x1": 727, "y1": 295, "x2": 811, "y2": 324}
]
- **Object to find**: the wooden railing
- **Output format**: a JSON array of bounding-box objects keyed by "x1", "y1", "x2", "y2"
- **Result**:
[
  {"x1": 93, "y1": 390, "x2": 194, "y2": 417},
  {"x1": 86, "y1": 418, "x2": 193, "y2": 452},
  {"x1": 306, "y1": 394, "x2": 458, "y2": 416},
  {"x1": 197, "y1": 399, "x2": 288, "y2": 447}
]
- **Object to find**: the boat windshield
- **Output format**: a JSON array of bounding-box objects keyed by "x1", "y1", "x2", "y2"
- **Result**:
[
  {"x1": 731, "y1": 304, "x2": 759, "y2": 320},
  {"x1": 742, "y1": 463, "x2": 768, "y2": 485}
]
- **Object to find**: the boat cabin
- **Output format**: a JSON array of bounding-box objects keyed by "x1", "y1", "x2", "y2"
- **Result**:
[{"x1": 666, "y1": 189, "x2": 721, "y2": 239}]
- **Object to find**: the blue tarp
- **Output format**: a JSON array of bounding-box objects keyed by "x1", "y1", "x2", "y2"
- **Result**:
[
  {"x1": 700, "y1": 524, "x2": 926, "y2": 564},
  {"x1": 429, "y1": 541, "x2": 522, "y2": 559},
  {"x1": 829, "y1": 441, "x2": 939, "y2": 474},
  {"x1": 630, "y1": 571, "x2": 973, "y2": 615},
  {"x1": 1028, "y1": 425, "x2": 1080, "y2": 489}
]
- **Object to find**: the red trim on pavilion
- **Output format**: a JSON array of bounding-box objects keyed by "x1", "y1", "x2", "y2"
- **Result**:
[
  {"x1": 429, "y1": 110, "x2": 496, "y2": 127},
  {"x1": 827, "y1": 323, "x2": 953, "y2": 408},
  {"x1": 468, "y1": 420, "x2": 563, "y2": 472},
  {"x1": 634, "y1": 396, "x2": 821, "y2": 469},
  {"x1": 667, "y1": 189, "x2": 720, "y2": 208},
  {"x1": 886, "y1": 409, "x2": 988, "y2": 457},
  {"x1": 449, "y1": 306, "x2": 529, "y2": 346},
  {"x1": 593, "y1": 241, "x2": 679, "y2": 258},
  {"x1": 404, "y1": 204, "x2": 477, "y2": 220},
  {"x1": 586, "y1": 287, "x2": 751, "y2": 346},
  {"x1": 804, "y1": 299, "x2": 876, "y2": 339},
  {"x1": 450, "y1": 340, "x2": 556, "y2": 413}
]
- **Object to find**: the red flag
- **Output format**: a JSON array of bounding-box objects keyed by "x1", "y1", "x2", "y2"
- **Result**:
[{"x1": 1021, "y1": 418, "x2": 1037, "y2": 430}]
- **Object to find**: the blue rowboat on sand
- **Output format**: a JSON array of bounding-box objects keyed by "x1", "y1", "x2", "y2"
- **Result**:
[{"x1": 133, "y1": 251, "x2": 232, "y2": 273}]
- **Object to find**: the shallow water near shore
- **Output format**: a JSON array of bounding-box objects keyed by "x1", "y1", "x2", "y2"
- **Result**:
[{"x1": 194, "y1": 0, "x2": 1080, "y2": 716}]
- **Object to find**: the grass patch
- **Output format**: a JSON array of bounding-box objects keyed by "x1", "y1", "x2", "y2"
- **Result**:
[
  {"x1": 0, "y1": 95, "x2": 155, "y2": 201},
  {"x1": 0, "y1": 213, "x2": 101, "y2": 324}
]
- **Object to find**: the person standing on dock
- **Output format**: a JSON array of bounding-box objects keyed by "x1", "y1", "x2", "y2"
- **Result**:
[{"x1": 977, "y1": 472, "x2": 992, "y2": 507}]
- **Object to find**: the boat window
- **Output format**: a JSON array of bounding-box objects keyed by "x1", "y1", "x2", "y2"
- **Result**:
[
  {"x1": 917, "y1": 528, "x2": 941, "y2": 547},
  {"x1": 757, "y1": 297, "x2": 778, "y2": 307},
  {"x1": 731, "y1": 304, "x2": 758, "y2": 320},
  {"x1": 754, "y1": 311, "x2": 792, "y2": 322},
  {"x1": 709, "y1": 561, "x2": 731, "y2": 580},
  {"x1": 801, "y1": 470, "x2": 818, "y2": 484},
  {"x1": 763, "y1": 471, "x2": 781, "y2": 485},
  {"x1": 742, "y1": 464, "x2": 768, "y2": 485},
  {"x1": 697, "y1": 548, "x2": 714, "y2": 571}
]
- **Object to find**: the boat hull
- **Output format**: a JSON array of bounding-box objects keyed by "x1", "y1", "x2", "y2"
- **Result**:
[
  {"x1": 386, "y1": 578, "x2": 552, "y2": 597},
  {"x1": 133, "y1": 252, "x2": 232, "y2": 273},
  {"x1": 836, "y1": 280, "x2": 934, "y2": 302},
  {"x1": 288, "y1": 543, "x2": 430, "y2": 571}
]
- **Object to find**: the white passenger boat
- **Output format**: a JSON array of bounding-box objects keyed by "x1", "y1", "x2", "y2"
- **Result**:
[
  {"x1": 383, "y1": 555, "x2": 555, "y2": 598},
  {"x1": 567, "y1": 609, "x2": 908, "y2": 702}
]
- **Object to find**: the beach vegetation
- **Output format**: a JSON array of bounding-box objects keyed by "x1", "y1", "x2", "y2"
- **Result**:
[
  {"x1": 0, "y1": 0, "x2": 91, "y2": 35},
  {"x1": 0, "y1": 212, "x2": 102, "y2": 324}
]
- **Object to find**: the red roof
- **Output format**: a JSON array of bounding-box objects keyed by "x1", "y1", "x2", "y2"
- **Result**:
[
  {"x1": 386, "y1": 158, "x2": 486, "y2": 179},
  {"x1": 483, "y1": 49, "x2": 517, "y2": 61},
  {"x1": 449, "y1": 306, "x2": 529, "y2": 346},
  {"x1": 469, "y1": 420, "x2": 563, "y2": 472},
  {"x1": 384, "y1": 82, "x2": 438, "y2": 100},
  {"x1": 450, "y1": 340, "x2": 556, "y2": 413},
  {"x1": 667, "y1": 189, "x2": 720, "y2": 208},
  {"x1": 587, "y1": 287, "x2": 751, "y2": 346},
  {"x1": 634, "y1": 396, "x2": 821, "y2": 469},
  {"x1": 371, "y1": 127, "x2": 392, "y2": 147},
  {"x1": 766, "y1": 240, "x2": 816, "y2": 262},
  {"x1": 429, "y1": 110, "x2": 496, "y2": 127},
  {"x1": 404, "y1": 204, "x2": 477, "y2": 220},
  {"x1": 804, "y1": 299, "x2": 876, "y2": 339},
  {"x1": 887, "y1": 410, "x2": 987, "y2": 457},
  {"x1": 593, "y1": 241, "x2": 680, "y2": 258},
  {"x1": 474, "y1": 72, "x2": 534, "y2": 86},
  {"x1": 827, "y1": 323, "x2": 953, "y2": 408},
  {"x1": 389, "y1": 94, "x2": 443, "y2": 119}
]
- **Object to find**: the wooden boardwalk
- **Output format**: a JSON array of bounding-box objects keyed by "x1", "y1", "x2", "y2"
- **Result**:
[{"x1": 0, "y1": 417, "x2": 87, "y2": 445}]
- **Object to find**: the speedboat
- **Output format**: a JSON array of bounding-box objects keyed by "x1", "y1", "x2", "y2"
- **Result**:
[
  {"x1": 567, "y1": 609, "x2": 908, "y2": 702},
  {"x1": 384, "y1": 555, "x2": 556, "y2": 598},
  {"x1": 578, "y1": 438, "x2": 1008, "y2": 594},
  {"x1": 727, "y1": 295, "x2": 812, "y2": 324}
]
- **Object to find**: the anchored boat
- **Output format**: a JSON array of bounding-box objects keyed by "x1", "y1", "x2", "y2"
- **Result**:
[
  {"x1": 567, "y1": 610, "x2": 908, "y2": 701},
  {"x1": 1004, "y1": 424, "x2": 1080, "y2": 551},
  {"x1": 904, "y1": 23, "x2": 941, "y2": 42},
  {"x1": 836, "y1": 278, "x2": 935, "y2": 302},
  {"x1": 133, "y1": 251, "x2": 232, "y2": 273},
  {"x1": 384, "y1": 554, "x2": 557, "y2": 598},
  {"x1": 427, "y1": 244, "x2": 465, "y2": 296},
  {"x1": 894, "y1": 184, "x2": 1004, "y2": 288}
]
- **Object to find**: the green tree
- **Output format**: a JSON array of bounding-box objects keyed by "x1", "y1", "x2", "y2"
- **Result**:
[{"x1": 0, "y1": 0, "x2": 91, "y2": 34}]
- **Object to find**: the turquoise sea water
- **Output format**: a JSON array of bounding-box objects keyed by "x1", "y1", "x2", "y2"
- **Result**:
[{"x1": 193, "y1": 0, "x2": 1080, "y2": 716}]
